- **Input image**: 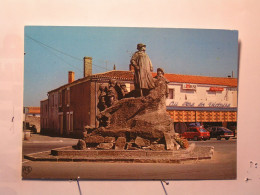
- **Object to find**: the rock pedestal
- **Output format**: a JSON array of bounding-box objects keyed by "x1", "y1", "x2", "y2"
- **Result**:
[
  {"x1": 76, "y1": 72, "x2": 181, "y2": 151},
  {"x1": 96, "y1": 76, "x2": 175, "y2": 140}
]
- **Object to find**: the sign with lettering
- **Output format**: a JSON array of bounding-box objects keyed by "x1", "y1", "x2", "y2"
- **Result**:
[
  {"x1": 182, "y1": 83, "x2": 197, "y2": 90},
  {"x1": 209, "y1": 87, "x2": 224, "y2": 91},
  {"x1": 208, "y1": 102, "x2": 231, "y2": 107},
  {"x1": 169, "y1": 101, "x2": 178, "y2": 106},
  {"x1": 167, "y1": 101, "x2": 231, "y2": 108},
  {"x1": 227, "y1": 87, "x2": 237, "y2": 91},
  {"x1": 198, "y1": 102, "x2": 205, "y2": 107},
  {"x1": 182, "y1": 101, "x2": 195, "y2": 107}
]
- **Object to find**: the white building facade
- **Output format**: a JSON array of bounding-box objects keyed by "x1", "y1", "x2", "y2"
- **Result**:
[
  {"x1": 166, "y1": 83, "x2": 237, "y2": 108},
  {"x1": 164, "y1": 74, "x2": 237, "y2": 131}
]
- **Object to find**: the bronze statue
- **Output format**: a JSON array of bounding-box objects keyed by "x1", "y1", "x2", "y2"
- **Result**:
[{"x1": 130, "y1": 43, "x2": 155, "y2": 96}]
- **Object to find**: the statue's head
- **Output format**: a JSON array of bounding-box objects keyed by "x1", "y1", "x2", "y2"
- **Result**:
[
  {"x1": 137, "y1": 43, "x2": 146, "y2": 51},
  {"x1": 120, "y1": 83, "x2": 126, "y2": 89},
  {"x1": 109, "y1": 79, "x2": 116, "y2": 87},
  {"x1": 157, "y1": 68, "x2": 165, "y2": 76},
  {"x1": 99, "y1": 84, "x2": 105, "y2": 91}
]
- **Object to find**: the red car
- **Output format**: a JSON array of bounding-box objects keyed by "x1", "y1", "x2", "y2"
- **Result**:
[{"x1": 181, "y1": 126, "x2": 210, "y2": 141}]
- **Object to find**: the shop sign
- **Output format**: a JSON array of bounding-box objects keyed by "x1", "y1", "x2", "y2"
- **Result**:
[
  {"x1": 169, "y1": 101, "x2": 178, "y2": 106},
  {"x1": 182, "y1": 83, "x2": 197, "y2": 90},
  {"x1": 209, "y1": 87, "x2": 224, "y2": 91},
  {"x1": 227, "y1": 87, "x2": 237, "y2": 91},
  {"x1": 208, "y1": 102, "x2": 231, "y2": 107},
  {"x1": 182, "y1": 101, "x2": 195, "y2": 107},
  {"x1": 168, "y1": 101, "x2": 231, "y2": 108},
  {"x1": 198, "y1": 102, "x2": 205, "y2": 107}
]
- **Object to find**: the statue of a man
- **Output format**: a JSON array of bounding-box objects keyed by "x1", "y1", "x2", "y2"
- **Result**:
[
  {"x1": 154, "y1": 68, "x2": 169, "y2": 98},
  {"x1": 130, "y1": 43, "x2": 155, "y2": 96},
  {"x1": 107, "y1": 79, "x2": 118, "y2": 107}
]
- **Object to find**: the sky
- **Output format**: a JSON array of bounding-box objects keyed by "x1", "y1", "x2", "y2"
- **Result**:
[{"x1": 24, "y1": 26, "x2": 238, "y2": 106}]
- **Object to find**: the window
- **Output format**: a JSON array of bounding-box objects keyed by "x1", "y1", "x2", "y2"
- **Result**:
[
  {"x1": 192, "y1": 128, "x2": 197, "y2": 132},
  {"x1": 52, "y1": 94, "x2": 55, "y2": 107},
  {"x1": 65, "y1": 88, "x2": 70, "y2": 106},
  {"x1": 199, "y1": 128, "x2": 207, "y2": 132},
  {"x1": 66, "y1": 112, "x2": 73, "y2": 133},
  {"x1": 70, "y1": 113, "x2": 73, "y2": 132},
  {"x1": 58, "y1": 91, "x2": 62, "y2": 107},
  {"x1": 168, "y1": 89, "x2": 175, "y2": 99},
  {"x1": 59, "y1": 113, "x2": 63, "y2": 135},
  {"x1": 66, "y1": 113, "x2": 69, "y2": 131}
]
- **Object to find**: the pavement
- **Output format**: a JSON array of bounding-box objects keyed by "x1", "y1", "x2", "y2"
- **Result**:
[
  {"x1": 23, "y1": 133, "x2": 78, "y2": 143},
  {"x1": 22, "y1": 134, "x2": 236, "y2": 180}
]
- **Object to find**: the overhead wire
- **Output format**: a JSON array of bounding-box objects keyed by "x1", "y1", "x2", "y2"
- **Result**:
[
  {"x1": 25, "y1": 36, "x2": 82, "y2": 73},
  {"x1": 25, "y1": 35, "x2": 83, "y2": 61},
  {"x1": 25, "y1": 34, "x2": 116, "y2": 98},
  {"x1": 25, "y1": 35, "x2": 108, "y2": 71}
]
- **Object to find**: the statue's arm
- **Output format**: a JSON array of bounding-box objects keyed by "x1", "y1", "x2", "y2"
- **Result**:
[
  {"x1": 149, "y1": 58, "x2": 153, "y2": 72},
  {"x1": 130, "y1": 52, "x2": 139, "y2": 70}
]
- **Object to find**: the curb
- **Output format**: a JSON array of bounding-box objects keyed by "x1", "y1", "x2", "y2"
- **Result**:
[{"x1": 24, "y1": 146, "x2": 214, "y2": 163}]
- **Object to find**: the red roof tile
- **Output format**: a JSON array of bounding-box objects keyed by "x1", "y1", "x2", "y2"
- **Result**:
[
  {"x1": 151, "y1": 73, "x2": 237, "y2": 87},
  {"x1": 48, "y1": 70, "x2": 237, "y2": 93},
  {"x1": 91, "y1": 70, "x2": 134, "y2": 80},
  {"x1": 94, "y1": 70, "x2": 237, "y2": 87}
]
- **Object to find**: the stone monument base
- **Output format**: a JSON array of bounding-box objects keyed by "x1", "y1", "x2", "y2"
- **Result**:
[{"x1": 24, "y1": 145, "x2": 214, "y2": 163}]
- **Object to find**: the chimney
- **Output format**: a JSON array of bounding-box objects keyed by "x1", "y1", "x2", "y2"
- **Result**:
[
  {"x1": 83, "y1": 57, "x2": 92, "y2": 77},
  {"x1": 68, "y1": 71, "x2": 75, "y2": 83}
]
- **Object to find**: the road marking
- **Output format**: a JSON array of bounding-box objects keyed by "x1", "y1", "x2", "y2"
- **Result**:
[
  {"x1": 24, "y1": 140, "x2": 64, "y2": 143},
  {"x1": 24, "y1": 146, "x2": 72, "y2": 156}
]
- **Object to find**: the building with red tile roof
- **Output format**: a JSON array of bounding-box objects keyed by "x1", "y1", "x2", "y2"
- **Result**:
[{"x1": 41, "y1": 57, "x2": 237, "y2": 137}]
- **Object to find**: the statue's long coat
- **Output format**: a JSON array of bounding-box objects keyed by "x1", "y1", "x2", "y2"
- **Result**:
[{"x1": 130, "y1": 51, "x2": 155, "y2": 89}]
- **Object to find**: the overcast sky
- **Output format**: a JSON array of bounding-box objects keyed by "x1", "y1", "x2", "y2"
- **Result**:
[{"x1": 24, "y1": 26, "x2": 238, "y2": 106}]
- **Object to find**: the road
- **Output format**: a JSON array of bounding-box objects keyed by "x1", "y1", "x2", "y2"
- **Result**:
[
  {"x1": 22, "y1": 134, "x2": 78, "y2": 156},
  {"x1": 22, "y1": 135, "x2": 236, "y2": 180}
]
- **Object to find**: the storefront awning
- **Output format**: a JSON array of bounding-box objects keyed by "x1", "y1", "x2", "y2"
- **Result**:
[{"x1": 166, "y1": 106, "x2": 237, "y2": 112}]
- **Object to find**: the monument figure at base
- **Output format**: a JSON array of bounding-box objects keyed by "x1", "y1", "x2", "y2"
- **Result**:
[{"x1": 154, "y1": 68, "x2": 169, "y2": 98}]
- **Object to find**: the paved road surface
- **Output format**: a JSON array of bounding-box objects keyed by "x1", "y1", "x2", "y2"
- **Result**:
[
  {"x1": 23, "y1": 134, "x2": 78, "y2": 156},
  {"x1": 22, "y1": 135, "x2": 236, "y2": 180}
]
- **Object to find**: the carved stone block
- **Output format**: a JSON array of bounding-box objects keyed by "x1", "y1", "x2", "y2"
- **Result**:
[
  {"x1": 97, "y1": 143, "x2": 114, "y2": 150},
  {"x1": 84, "y1": 135, "x2": 105, "y2": 144},
  {"x1": 115, "y1": 137, "x2": 126, "y2": 150},
  {"x1": 135, "y1": 136, "x2": 151, "y2": 148}
]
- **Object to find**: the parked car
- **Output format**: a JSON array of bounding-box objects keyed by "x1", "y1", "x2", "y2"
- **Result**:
[
  {"x1": 206, "y1": 126, "x2": 234, "y2": 140},
  {"x1": 23, "y1": 121, "x2": 37, "y2": 133},
  {"x1": 180, "y1": 126, "x2": 210, "y2": 141}
]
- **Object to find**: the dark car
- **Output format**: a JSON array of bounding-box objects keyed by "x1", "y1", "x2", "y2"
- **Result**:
[
  {"x1": 181, "y1": 126, "x2": 210, "y2": 141},
  {"x1": 207, "y1": 126, "x2": 234, "y2": 140}
]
